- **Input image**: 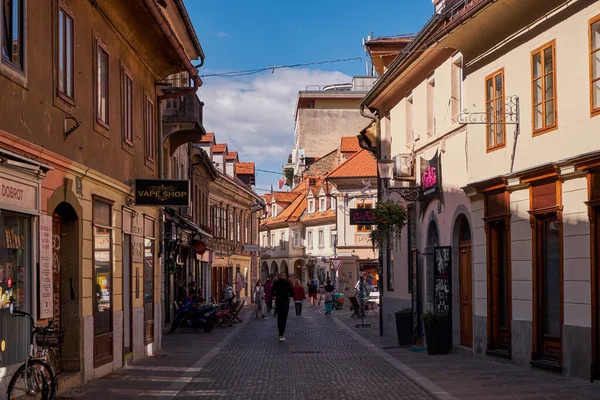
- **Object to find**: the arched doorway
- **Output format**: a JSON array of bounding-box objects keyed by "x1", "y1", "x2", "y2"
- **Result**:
[
  {"x1": 261, "y1": 262, "x2": 269, "y2": 282},
  {"x1": 457, "y1": 217, "x2": 472, "y2": 347},
  {"x1": 52, "y1": 202, "x2": 80, "y2": 373},
  {"x1": 280, "y1": 261, "x2": 289, "y2": 277},
  {"x1": 294, "y1": 259, "x2": 304, "y2": 283},
  {"x1": 271, "y1": 261, "x2": 279, "y2": 279}
]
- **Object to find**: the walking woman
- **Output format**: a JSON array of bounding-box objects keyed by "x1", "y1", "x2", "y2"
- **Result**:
[
  {"x1": 308, "y1": 279, "x2": 318, "y2": 307},
  {"x1": 254, "y1": 279, "x2": 265, "y2": 319},
  {"x1": 264, "y1": 278, "x2": 273, "y2": 313},
  {"x1": 293, "y1": 279, "x2": 306, "y2": 316},
  {"x1": 323, "y1": 279, "x2": 335, "y2": 315}
]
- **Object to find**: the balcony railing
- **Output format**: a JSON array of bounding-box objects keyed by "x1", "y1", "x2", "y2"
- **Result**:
[
  {"x1": 162, "y1": 88, "x2": 204, "y2": 126},
  {"x1": 444, "y1": 0, "x2": 485, "y2": 23}
]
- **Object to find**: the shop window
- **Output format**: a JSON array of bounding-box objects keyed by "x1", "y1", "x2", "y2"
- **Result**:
[
  {"x1": 356, "y1": 203, "x2": 373, "y2": 232},
  {"x1": 93, "y1": 199, "x2": 112, "y2": 337},
  {"x1": 0, "y1": 211, "x2": 30, "y2": 367}
]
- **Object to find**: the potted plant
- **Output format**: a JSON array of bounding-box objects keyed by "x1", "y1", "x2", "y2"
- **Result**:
[
  {"x1": 422, "y1": 310, "x2": 451, "y2": 355},
  {"x1": 395, "y1": 307, "x2": 413, "y2": 346},
  {"x1": 369, "y1": 201, "x2": 407, "y2": 251}
]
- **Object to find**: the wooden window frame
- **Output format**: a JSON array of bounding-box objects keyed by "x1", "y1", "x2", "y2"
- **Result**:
[
  {"x1": 57, "y1": 5, "x2": 74, "y2": 104},
  {"x1": 356, "y1": 203, "x2": 373, "y2": 232},
  {"x1": 485, "y1": 68, "x2": 506, "y2": 152},
  {"x1": 589, "y1": 15, "x2": 600, "y2": 117},
  {"x1": 121, "y1": 67, "x2": 134, "y2": 146},
  {"x1": 95, "y1": 40, "x2": 110, "y2": 129},
  {"x1": 531, "y1": 40, "x2": 558, "y2": 136},
  {"x1": 1, "y1": 0, "x2": 25, "y2": 70},
  {"x1": 144, "y1": 95, "x2": 155, "y2": 164}
]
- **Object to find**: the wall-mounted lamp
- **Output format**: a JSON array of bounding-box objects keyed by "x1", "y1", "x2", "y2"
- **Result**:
[{"x1": 64, "y1": 115, "x2": 81, "y2": 139}]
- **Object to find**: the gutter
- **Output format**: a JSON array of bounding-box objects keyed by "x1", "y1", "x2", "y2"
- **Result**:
[
  {"x1": 143, "y1": 0, "x2": 204, "y2": 100},
  {"x1": 360, "y1": 14, "x2": 445, "y2": 110}
]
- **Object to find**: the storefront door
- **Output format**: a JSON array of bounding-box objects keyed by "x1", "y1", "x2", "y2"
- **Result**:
[
  {"x1": 459, "y1": 219, "x2": 473, "y2": 348},
  {"x1": 123, "y1": 234, "x2": 132, "y2": 357}
]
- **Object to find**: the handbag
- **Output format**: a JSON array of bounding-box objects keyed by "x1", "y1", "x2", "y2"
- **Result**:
[{"x1": 324, "y1": 292, "x2": 333, "y2": 302}]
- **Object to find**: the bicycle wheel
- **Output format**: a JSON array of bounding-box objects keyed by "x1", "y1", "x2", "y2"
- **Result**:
[
  {"x1": 7, "y1": 359, "x2": 56, "y2": 400},
  {"x1": 44, "y1": 348, "x2": 59, "y2": 376}
]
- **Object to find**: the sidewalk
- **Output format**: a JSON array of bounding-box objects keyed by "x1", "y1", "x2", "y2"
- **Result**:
[
  {"x1": 55, "y1": 308, "x2": 252, "y2": 399},
  {"x1": 335, "y1": 309, "x2": 600, "y2": 400}
]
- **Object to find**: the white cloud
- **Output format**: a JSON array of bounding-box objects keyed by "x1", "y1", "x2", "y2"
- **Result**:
[
  {"x1": 215, "y1": 32, "x2": 228, "y2": 37},
  {"x1": 196, "y1": 68, "x2": 352, "y2": 163}
]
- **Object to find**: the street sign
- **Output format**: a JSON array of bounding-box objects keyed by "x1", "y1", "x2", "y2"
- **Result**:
[
  {"x1": 336, "y1": 252, "x2": 352, "y2": 257},
  {"x1": 243, "y1": 244, "x2": 260, "y2": 252},
  {"x1": 330, "y1": 258, "x2": 343, "y2": 271}
]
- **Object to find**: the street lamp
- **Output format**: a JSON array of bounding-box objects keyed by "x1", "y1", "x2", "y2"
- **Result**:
[{"x1": 376, "y1": 155, "x2": 420, "y2": 202}]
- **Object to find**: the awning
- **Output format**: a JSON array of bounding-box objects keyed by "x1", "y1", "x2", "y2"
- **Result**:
[
  {"x1": 0, "y1": 148, "x2": 53, "y2": 173},
  {"x1": 164, "y1": 207, "x2": 213, "y2": 238}
]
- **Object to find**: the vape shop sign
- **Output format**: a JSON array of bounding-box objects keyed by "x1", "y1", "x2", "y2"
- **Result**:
[{"x1": 135, "y1": 179, "x2": 189, "y2": 206}]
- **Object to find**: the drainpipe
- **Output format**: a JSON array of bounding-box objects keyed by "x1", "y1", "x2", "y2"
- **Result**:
[{"x1": 143, "y1": 0, "x2": 204, "y2": 100}]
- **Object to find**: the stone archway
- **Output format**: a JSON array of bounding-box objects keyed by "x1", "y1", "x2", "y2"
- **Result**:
[
  {"x1": 261, "y1": 262, "x2": 269, "y2": 282},
  {"x1": 270, "y1": 261, "x2": 279, "y2": 279},
  {"x1": 293, "y1": 259, "x2": 305, "y2": 283},
  {"x1": 280, "y1": 260, "x2": 289, "y2": 277},
  {"x1": 52, "y1": 202, "x2": 80, "y2": 373}
]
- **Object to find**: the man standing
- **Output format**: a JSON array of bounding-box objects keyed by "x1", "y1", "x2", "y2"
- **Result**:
[{"x1": 272, "y1": 272, "x2": 294, "y2": 342}]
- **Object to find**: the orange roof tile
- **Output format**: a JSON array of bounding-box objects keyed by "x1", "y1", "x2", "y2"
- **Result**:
[
  {"x1": 272, "y1": 192, "x2": 299, "y2": 203},
  {"x1": 213, "y1": 143, "x2": 227, "y2": 153},
  {"x1": 236, "y1": 162, "x2": 255, "y2": 175},
  {"x1": 340, "y1": 136, "x2": 361, "y2": 153},
  {"x1": 225, "y1": 151, "x2": 238, "y2": 160},
  {"x1": 272, "y1": 195, "x2": 305, "y2": 223},
  {"x1": 200, "y1": 132, "x2": 214, "y2": 143},
  {"x1": 327, "y1": 149, "x2": 377, "y2": 179},
  {"x1": 301, "y1": 208, "x2": 336, "y2": 222}
]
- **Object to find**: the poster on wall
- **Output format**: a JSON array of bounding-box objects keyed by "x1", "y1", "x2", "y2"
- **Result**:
[
  {"x1": 39, "y1": 215, "x2": 53, "y2": 319},
  {"x1": 433, "y1": 246, "x2": 451, "y2": 314}
]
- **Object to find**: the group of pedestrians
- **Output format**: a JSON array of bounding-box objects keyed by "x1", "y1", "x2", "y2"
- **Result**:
[{"x1": 251, "y1": 273, "x2": 338, "y2": 341}]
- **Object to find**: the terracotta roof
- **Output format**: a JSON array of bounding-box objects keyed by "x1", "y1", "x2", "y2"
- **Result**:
[
  {"x1": 327, "y1": 149, "x2": 377, "y2": 179},
  {"x1": 213, "y1": 143, "x2": 227, "y2": 153},
  {"x1": 272, "y1": 195, "x2": 305, "y2": 223},
  {"x1": 302, "y1": 208, "x2": 336, "y2": 222},
  {"x1": 272, "y1": 192, "x2": 299, "y2": 203},
  {"x1": 200, "y1": 132, "x2": 214, "y2": 143},
  {"x1": 340, "y1": 136, "x2": 361, "y2": 153},
  {"x1": 236, "y1": 162, "x2": 255, "y2": 175},
  {"x1": 264, "y1": 194, "x2": 272, "y2": 204},
  {"x1": 225, "y1": 151, "x2": 238, "y2": 161}
]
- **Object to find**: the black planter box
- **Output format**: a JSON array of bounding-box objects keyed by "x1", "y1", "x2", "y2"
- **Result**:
[
  {"x1": 395, "y1": 311, "x2": 413, "y2": 346},
  {"x1": 424, "y1": 315, "x2": 451, "y2": 355}
]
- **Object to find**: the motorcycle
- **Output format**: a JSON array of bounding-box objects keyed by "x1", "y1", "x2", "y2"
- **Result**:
[{"x1": 170, "y1": 297, "x2": 217, "y2": 333}]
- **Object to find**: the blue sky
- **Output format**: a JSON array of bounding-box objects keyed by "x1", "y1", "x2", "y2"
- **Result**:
[{"x1": 184, "y1": 0, "x2": 434, "y2": 193}]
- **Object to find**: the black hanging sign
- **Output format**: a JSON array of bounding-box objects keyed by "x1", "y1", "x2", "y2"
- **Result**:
[
  {"x1": 134, "y1": 179, "x2": 189, "y2": 206},
  {"x1": 349, "y1": 208, "x2": 376, "y2": 225},
  {"x1": 419, "y1": 151, "x2": 443, "y2": 217}
]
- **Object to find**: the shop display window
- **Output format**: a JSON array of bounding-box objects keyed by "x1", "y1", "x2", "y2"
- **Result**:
[{"x1": 0, "y1": 212, "x2": 30, "y2": 366}]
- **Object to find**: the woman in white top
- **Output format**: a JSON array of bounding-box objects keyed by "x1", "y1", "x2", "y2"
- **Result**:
[{"x1": 253, "y1": 280, "x2": 265, "y2": 319}]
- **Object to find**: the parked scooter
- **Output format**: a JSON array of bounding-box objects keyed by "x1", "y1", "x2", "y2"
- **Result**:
[{"x1": 170, "y1": 297, "x2": 217, "y2": 333}]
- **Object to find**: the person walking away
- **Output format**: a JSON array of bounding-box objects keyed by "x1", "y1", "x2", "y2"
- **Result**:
[
  {"x1": 272, "y1": 272, "x2": 294, "y2": 341},
  {"x1": 254, "y1": 280, "x2": 265, "y2": 318},
  {"x1": 222, "y1": 281, "x2": 234, "y2": 308},
  {"x1": 323, "y1": 279, "x2": 335, "y2": 315},
  {"x1": 307, "y1": 279, "x2": 317, "y2": 307},
  {"x1": 293, "y1": 279, "x2": 306, "y2": 316},
  {"x1": 264, "y1": 278, "x2": 273, "y2": 313}
]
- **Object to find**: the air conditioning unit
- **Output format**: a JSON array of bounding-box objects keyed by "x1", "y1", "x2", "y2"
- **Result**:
[
  {"x1": 179, "y1": 206, "x2": 192, "y2": 218},
  {"x1": 393, "y1": 154, "x2": 416, "y2": 181}
]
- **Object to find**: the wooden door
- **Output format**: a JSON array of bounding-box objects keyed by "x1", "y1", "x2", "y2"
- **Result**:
[{"x1": 459, "y1": 244, "x2": 473, "y2": 347}]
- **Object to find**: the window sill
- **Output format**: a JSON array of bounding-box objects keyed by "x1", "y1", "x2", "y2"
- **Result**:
[
  {"x1": 145, "y1": 158, "x2": 155, "y2": 171},
  {"x1": 0, "y1": 59, "x2": 27, "y2": 90},
  {"x1": 486, "y1": 349, "x2": 511, "y2": 359},
  {"x1": 122, "y1": 140, "x2": 134, "y2": 156},
  {"x1": 532, "y1": 125, "x2": 557, "y2": 137},
  {"x1": 94, "y1": 120, "x2": 110, "y2": 139},
  {"x1": 486, "y1": 143, "x2": 506, "y2": 153},
  {"x1": 530, "y1": 359, "x2": 562, "y2": 373}
]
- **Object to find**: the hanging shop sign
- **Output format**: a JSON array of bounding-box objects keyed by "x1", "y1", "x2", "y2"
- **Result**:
[
  {"x1": 194, "y1": 240, "x2": 207, "y2": 256},
  {"x1": 419, "y1": 151, "x2": 444, "y2": 217},
  {"x1": 134, "y1": 179, "x2": 189, "y2": 206},
  {"x1": 349, "y1": 208, "x2": 376, "y2": 225}
]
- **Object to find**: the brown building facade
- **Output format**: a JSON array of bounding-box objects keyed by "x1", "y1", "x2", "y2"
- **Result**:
[{"x1": 0, "y1": 0, "x2": 203, "y2": 392}]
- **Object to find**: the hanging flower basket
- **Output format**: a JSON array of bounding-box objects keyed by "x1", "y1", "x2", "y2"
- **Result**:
[{"x1": 369, "y1": 200, "x2": 407, "y2": 250}]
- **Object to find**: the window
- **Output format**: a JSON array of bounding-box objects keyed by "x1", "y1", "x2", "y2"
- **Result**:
[
  {"x1": 406, "y1": 91, "x2": 414, "y2": 146},
  {"x1": 485, "y1": 69, "x2": 505, "y2": 150},
  {"x1": 144, "y1": 97, "x2": 155, "y2": 161},
  {"x1": 244, "y1": 215, "x2": 249, "y2": 244},
  {"x1": 96, "y1": 43, "x2": 109, "y2": 125},
  {"x1": 427, "y1": 74, "x2": 435, "y2": 137},
  {"x1": 294, "y1": 231, "x2": 301, "y2": 247},
  {"x1": 331, "y1": 231, "x2": 337, "y2": 248},
  {"x1": 93, "y1": 198, "x2": 113, "y2": 337},
  {"x1": 356, "y1": 203, "x2": 373, "y2": 232},
  {"x1": 236, "y1": 212, "x2": 240, "y2": 243},
  {"x1": 280, "y1": 232, "x2": 285, "y2": 249},
  {"x1": 58, "y1": 8, "x2": 74, "y2": 100},
  {"x1": 320, "y1": 198, "x2": 326, "y2": 211},
  {"x1": 143, "y1": 216, "x2": 155, "y2": 332},
  {"x1": 318, "y1": 230, "x2": 324, "y2": 248},
  {"x1": 451, "y1": 54, "x2": 463, "y2": 122},
  {"x1": 271, "y1": 233, "x2": 275, "y2": 248},
  {"x1": 122, "y1": 70, "x2": 133, "y2": 144},
  {"x1": 308, "y1": 200, "x2": 314, "y2": 214},
  {"x1": 590, "y1": 16, "x2": 600, "y2": 115},
  {"x1": 272, "y1": 204, "x2": 277, "y2": 218},
  {"x1": 229, "y1": 210, "x2": 234, "y2": 241},
  {"x1": 307, "y1": 231, "x2": 313, "y2": 248},
  {"x1": 532, "y1": 41, "x2": 557, "y2": 134},
  {"x1": 1, "y1": 0, "x2": 24, "y2": 69},
  {"x1": 261, "y1": 234, "x2": 265, "y2": 247}
]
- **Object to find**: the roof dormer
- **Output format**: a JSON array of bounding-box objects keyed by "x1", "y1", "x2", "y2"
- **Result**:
[
  {"x1": 225, "y1": 151, "x2": 239, "y2": 178},
  {"x1": 212, "y1": 143, "x2": 228, "y2": 173}
]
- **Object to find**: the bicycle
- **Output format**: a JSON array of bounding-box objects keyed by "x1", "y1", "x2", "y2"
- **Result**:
[{"x1": 6, "y1": 299, "x2": 63, "y2": 400}]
